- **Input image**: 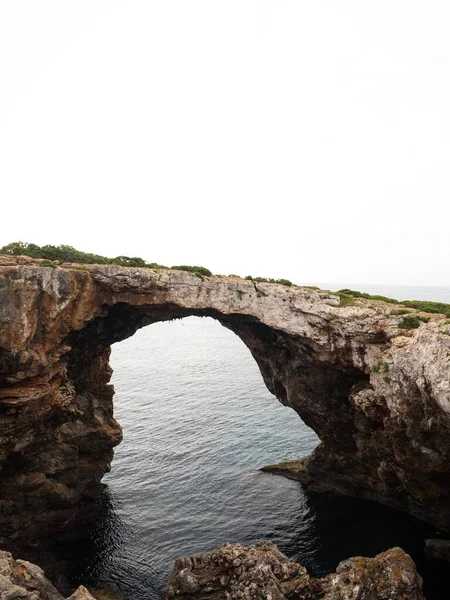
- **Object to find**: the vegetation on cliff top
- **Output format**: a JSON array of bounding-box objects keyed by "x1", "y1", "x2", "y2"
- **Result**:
[
  {"x1": 0, "y1": 242, "x2": 214, "y2": 278},
  {"x1": 0, "y1": 241, "x2": 294, "y2": 285},
  {"x1": 1, "y1": 243, "x2": 449, "y2": 316},
  {"x1": 397, "y1": 315, "x2": 430, "y2": 329},
  {"x1": 336, "y1": 288, "x2": 450, "y2": 318},
  {"x1": 0, "y1": 241, "x2": 165, "y2": 269},
  {"x1": 245, "y1": 275, "x2": 293, "y2": 286},
  {"x1": 337, "y1": 288, "x2": 399, "y2": 305}
]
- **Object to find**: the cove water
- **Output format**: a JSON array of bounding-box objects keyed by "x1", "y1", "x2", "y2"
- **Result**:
[{"x1": 64, "y1": 284, "x2": 450, "y2": 599}]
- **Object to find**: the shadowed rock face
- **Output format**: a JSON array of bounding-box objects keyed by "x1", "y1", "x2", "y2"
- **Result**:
[
  {"x1": 0, "y1": 550, "x2": 101, "y2": 600},
  {"x1": 163, "y1": 542, "x2": 425, "y2": 600},
  {"x1": 0, "y1": 255, "x2": 450, "y2": 540}
]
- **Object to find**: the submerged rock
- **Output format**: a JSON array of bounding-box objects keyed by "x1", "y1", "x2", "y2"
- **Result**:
[
  {"x1": 164, "y1": 542, "x2": 425, "y2": 600},
  {"x1": 425, "y1": 538, "x2": 450, "y2": 562}
]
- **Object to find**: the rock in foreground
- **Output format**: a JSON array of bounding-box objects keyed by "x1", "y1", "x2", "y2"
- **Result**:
[
  {"x1": 164, "y1": 542, "x2": 424, "y2": 600},
  {"x1": 0, "y1": 550, "x2": 104, "y2": 600}
]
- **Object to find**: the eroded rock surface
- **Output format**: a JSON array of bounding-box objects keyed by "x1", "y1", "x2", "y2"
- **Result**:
[
  {"x1": 163, "y1": 542, "x2": 425, "y2": 599},
  {"x1": 0, "y1": 550, "x2": 99, "y2": 600},
  {"x1": 0, "y1": 257, "x2": 450, "y2": 538}
]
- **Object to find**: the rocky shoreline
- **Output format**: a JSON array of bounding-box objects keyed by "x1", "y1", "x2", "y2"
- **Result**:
[{"x1": 0, "y1": 542, "x2": 428, "y2": 600}]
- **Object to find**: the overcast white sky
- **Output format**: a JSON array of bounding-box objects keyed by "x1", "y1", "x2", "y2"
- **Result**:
[{"x1": 1, "y1": 2, "x2": 449, "y2": 285}]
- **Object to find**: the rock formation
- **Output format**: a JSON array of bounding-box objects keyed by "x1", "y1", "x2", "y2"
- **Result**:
[
  {"x1": 0, "y1": 544, "x2": 425, "y2": 600},
  {"x1": 0, "y1": 550, "x2": 99, "y2": 600},
  {"x1": 163, "y1": 542, "x2": 425, "y2": 599},
  {"x1": 0, "y1": 255, "x2": 450, "y2": 540}
]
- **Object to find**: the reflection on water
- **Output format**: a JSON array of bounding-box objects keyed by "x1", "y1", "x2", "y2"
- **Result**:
[{"x1": 52, "y1": 482, "x2": 445, "y2": 599}]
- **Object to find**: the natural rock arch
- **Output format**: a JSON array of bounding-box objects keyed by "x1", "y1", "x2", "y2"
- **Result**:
[{"x1": 0, "y1": 255, "x2": 450, "y2": 542}]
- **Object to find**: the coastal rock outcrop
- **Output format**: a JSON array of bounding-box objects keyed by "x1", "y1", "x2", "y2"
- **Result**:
[
  {"x1": 0, "y1": 550, "x2": 98, "y2": 600},
  {"x1": 0, "y1": 544, "x2": 425, "y2": 600},
  {"x1": 163, "y1": 542, "x2": 425, "y2": 599},
  {"x1": 0, "y1": 257, "x2": 450, "y2": 539}
]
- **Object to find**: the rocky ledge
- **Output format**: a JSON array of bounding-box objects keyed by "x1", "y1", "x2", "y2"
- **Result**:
[
  {"x1": 164, "y1": 542, "x2": 425, "y2": 599},
  {"x1": 0, "y1": 256, "x2": 450, "y2": 539}
]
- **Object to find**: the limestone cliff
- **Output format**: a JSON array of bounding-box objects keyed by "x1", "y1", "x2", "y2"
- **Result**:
[{"x1": 0, "y1": 255, "x2": 449, "y2": 539}]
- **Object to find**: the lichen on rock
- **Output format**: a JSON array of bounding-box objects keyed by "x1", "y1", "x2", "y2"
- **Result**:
[{"x1": 163, "y1": 542, "x2": 425, "y2": 599}]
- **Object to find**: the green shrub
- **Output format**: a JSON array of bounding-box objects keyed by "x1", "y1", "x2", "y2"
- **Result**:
[
  {"x1": 276, "y1": 278, "x2": 293, "y2": 286},
  {"x1": 244, "y1": 275, "x2": 293, "y2": 286},
  {"x1": 41, "y1": 259, "x2": 57, "y2": 269},
  {"x1": 112, "y1": 256, "x2": 147, "y2": 267},
  {"x1": 337, "y1": 289, "x2": 399, "y2": 305},
  {"x1": 390, "y1": 309, "x2": 411, "y2": 316},
  {"x1": 398, "y1": 315, "x2": 423, "y2": 330},
  {"x1": 402, "y1": 300, "x2": 450, "y2": 318},
  {"x1": 0, "y1": 241, "x2": 168, "y2": 270},
  {"x1": 383, "y1": 376, "x2": 392, "y2": 384},
  {"x1": 171, "y1": 265, "x2": 212, "y2": 277},
  {"x1": 338, "y1": 294, "x2": 355, "y2": 307}
]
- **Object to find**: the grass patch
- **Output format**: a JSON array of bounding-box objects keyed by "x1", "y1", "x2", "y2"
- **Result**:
[
  {"x1": 383, "y1": 376, "x2": 392, "y2": 384},
  {"x1": 390, "y1": 309, "x2": 411, "y2": 316}
]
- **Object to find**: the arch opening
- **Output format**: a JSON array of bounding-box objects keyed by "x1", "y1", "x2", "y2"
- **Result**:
[
  {"x1": 30, "y1": 317, "x2": 439, "y2": 600},
  {"x1": 0, "y1": 297, "x2": 371, "y2": 546}
]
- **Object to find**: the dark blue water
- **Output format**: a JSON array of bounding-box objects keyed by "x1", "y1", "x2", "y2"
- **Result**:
[{"x1": 64, "y1": 285, "x2": 450, "y2": 599}]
